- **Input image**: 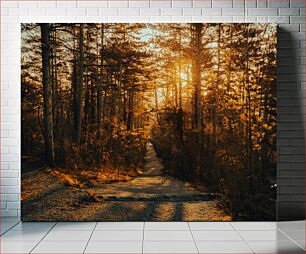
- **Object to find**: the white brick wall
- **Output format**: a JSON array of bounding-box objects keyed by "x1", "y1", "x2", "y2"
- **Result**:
[{"x1": 1, "y1": 0, "x2": 305, "y2": 220}]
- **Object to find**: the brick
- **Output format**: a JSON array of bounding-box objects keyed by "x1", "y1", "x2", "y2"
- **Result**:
[
  {"x1": 212, "y1": 0, "x2": 233, "y2": 8},
  {"x1": 290, "y1": 0, "x2": 305, "y2": 8},
  {"x1": 245, "y1": 0, "x2": 256, "y2": 7},
  {"x1": 0, "y1": 186, "x2": 20, "y2": 194},
  {"x1": 8, "y1": 8, "x2": 29, "y2": 16},
  {"x1": 233, "y1": 0, "x2": 244, "y2": 7},
  {"x1": 67, "y1": 8, "x2": 87, "y2": 16},
  {"x1": 129, "y1": 0, "x2": 149, "y2": 7},
  {"x1": 172, "y1": 0, "x2": 192, "y2": 7},
  {"x1": 18, "y1": 1, "x2": 38, "y2": 8},
  {"x1": 150, "y1": 0, "x2": 171, "y2": 7},
  {"x1": 0, "y1": 171, "x2": 19, "y2": 178},
  {"x1": 192, "y1": 16, "x2": 213, "y2": 22},
  {"x1": 245, "y1": 16, "x2": 257, "y2": 22},
  {"x1": 57, "y1": 1, "x2": 77, "y2": 8},
  {"x1": 278, "y1": 179, "x2": 305, "y2": 186},
  {"x1": 172, "y1": 16, "x2": 193, "y2": 22},
  {"x1": 212, "y1": 16, "x2": 233, "y2": 22},
  {"x1": 257, "y1": 0, "x2": 267, "y2": 8},
  {"x1": 193, "y1": 0, "x2": 212, "y2": 7},
  {"x1": 140, "y1": 8, "x2": 160, "y2": 16},
  {"x1": 278, "y1": 122, "x2": 304, "y2": 131},
  {"x1": 278, "y1": 195, "x2": 305, "y2": 202},
  {"x1": 161, "y1": 8, "x2": 183, "y2": 16},
  {"x1": 268, "y1": 0, "x2": 290, "y2": 8},
  {"x1": 278, "y1": 8, "x2": 300, "y2": 15},
  {"x1": 222, "y1": 8, "x2": 245, "y2": 15},
  {"x1": 47, "y1": 8, "x2": 67, "y2": 16},
  {"x1": 202, "y1": 8, "x2": 221, "y2": 15},
  {"x1": 268, "y1": 16, "x2": 290, "y2": 23},
  {"x1": 279, "y1": 171, "x2": 305, "y2": 178},
  {"x1": 99, "y1": 8, "x2": 118, "y2": 16},
  {"x1": 77, "y1": 1, "x2": 108, "y2": 8},
  {"x1": 0, "y1": 194, "x2": 19, "y2": 202},
  {"x1": 86, "y1": 8, "x2": 99, "y2": 16},
  {"x1": 108, "y1": 0, "x2": 129, "y2": 8},
  {"x1": 7, "y1": 202, "x2": 20, "y2": 210},
  {"x1": 290, "y1": 16, "x2": 305, "y2": 24},
  {"x1": 0, "y1": 210, "x2": 18, "y2": 217},
  {"x1": 0, "y1": 178, "x2": 19, "y2": 186},
  {"x1": 39, "y1": 1, "x2": 57, "y2": 8},
  {"x1": 278, "y1": 186, "x2": 305, "y2": 194},
  {"x1": 279, "y1": 147, "x2": 305, "y2": 155},
  {"x1": 149, "y1": 16, "x2": 172, "y2": 22},
  {"x1": 118, "y1": 8, "x2": 140, "y2": 15},
  {"x1": 247, "y1": 8, "x2": 278, "y2": 16},
  {"x1": 183, "y1": 8, "x2": 202, "y2": 16},
  {"x1": 29, "y1": 8, "x2": 47, "y2": 16},
  {"x1": 233, "y1": 16, "x2": 245, "y2": 22}
]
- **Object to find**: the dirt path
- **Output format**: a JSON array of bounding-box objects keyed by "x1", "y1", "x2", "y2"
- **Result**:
[
  {"x1": 82, "y1": 143, "x2": 231, "y2": 221},
  {"x1": 93, "y1": 143, "x2": 215, "y2": 202},
  {"x1": 22, "y1": 144, "x2": 231, "y2": 221}
]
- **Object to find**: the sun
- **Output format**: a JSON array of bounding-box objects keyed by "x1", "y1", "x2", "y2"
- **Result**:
[{"x1": 180, "y1": 72, "x2": 187, "y2": 80}]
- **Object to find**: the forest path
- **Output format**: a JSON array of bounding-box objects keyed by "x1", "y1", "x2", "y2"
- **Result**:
[
  {"x1": 21, "y1": 143, "x2": 231, "y2": 221},
  {"x1": 77, "y1": 143, "x2": 232, "y2": 221},
  {"x1": 94, "y1": 143, "x2": 213, "y2": 201}
]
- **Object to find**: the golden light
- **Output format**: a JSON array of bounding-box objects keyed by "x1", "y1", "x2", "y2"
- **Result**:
[{"x1": 180, "y1": 72, "x2": 187, "y2": 80}]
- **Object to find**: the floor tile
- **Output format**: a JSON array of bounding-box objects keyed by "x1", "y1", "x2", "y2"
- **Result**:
[
  {"x1": 12, "y1": 222, "x2": 55, "y2": 231},
  {"x1": 249, "y1": 240, "x2": 304, "y2": 253},
  {"x1": 231, "y1": 222, "x2": 275, "y2": 231},
  {"x1": 42, "y1": 230, "x2": 92, "y2": 242},
  {"x1": 90, "y1": 230, "x2": 143, "y2": 241},
  {"x1": 32, "y1": 241, "x2": 87, "y2": 253},
  {"x1": 143, "y1": 241, "x2": 198, "y2": 253},
  {"x1": 276, "y1": 221, "x2": 305, "y2": 231},
  {"x1": 0, "y1": 230, "x2": 47, "y2": 242},
  {"x1": 239, "y1": 230, "x2": 291, "y2": 241},
  {"x1": 0, "y1": 241, "x2": 37, "y2": 253},
  {"x1": 144, "y1": 230, "x2": 193, "y2": 241},
  {"x1": 145, "y1": 222, "x2": 189, "y2": 231},
  {"x1": 96, "y1": 222, "x2": 144, "y2": 231},
  {"x1": 197, "y1": 241, "x2": 254, "y2": 253},
  {"x1": 192, "y1": 230, "x2": 243, "y2": 241},
  {"x1": 189, "y1": 222, "x2": 234, "y2": 231},
  {"x1": 282, "y1": 230, "x2": 305, "y2": 249},
  {"x1": 52, "y1": 222, "x2": 96, "y2": 231},
  {"x1": 85, "y1": 241, "x2": 143, "y2": 253},
  {"x1": 0, "y1": 221, "x2": 21, "y2": 234}
]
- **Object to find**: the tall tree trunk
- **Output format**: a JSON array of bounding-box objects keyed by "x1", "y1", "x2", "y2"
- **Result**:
[
  {"x1": 245, "y1": 24, "x2": 254, "y2": 190},
  {"x1": 127, "y1": 82, "x2": 134, "y2": 131},
  {"x1": 74, "y1": 24, "x2": 84, "y2": 145},
  {"x1": 193, "y1": 23, "x2": 203, "y2": 176},
  {"x1": 97, "y1": 24, "x2": 104, "y2": 137},
  {"x1": 40, "y1": 23, "x2": 55, "y2": 166},
  {"x1": 212, "y1": 24, "x2": 221, "y2": 151}
]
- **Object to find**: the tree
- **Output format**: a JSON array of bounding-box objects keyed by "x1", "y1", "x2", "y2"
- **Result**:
[{"x1": 40, "y1": 23, "x2": 55, "y2": 166}]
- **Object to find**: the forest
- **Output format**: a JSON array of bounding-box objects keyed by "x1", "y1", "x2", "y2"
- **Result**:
[{"x1": 21, "y1": 23, "x2": 276, "y2": 221}]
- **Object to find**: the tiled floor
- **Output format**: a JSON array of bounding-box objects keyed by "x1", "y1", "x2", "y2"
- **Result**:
[{"x1": 0, "y1": 218, "x2": 304, "y2": 253}]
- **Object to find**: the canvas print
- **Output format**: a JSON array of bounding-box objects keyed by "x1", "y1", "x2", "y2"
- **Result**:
[{"x1": 21, "y1": 23, "x2": 276, "y2": 221}]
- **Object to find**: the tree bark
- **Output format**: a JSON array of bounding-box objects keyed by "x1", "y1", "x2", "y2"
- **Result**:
[
  {"x1": 40, "y1": 23, "x2": 55, "y2": 166},
  {"x1": 74, "y1": 24, "x2": 84, "y2": 145}
]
